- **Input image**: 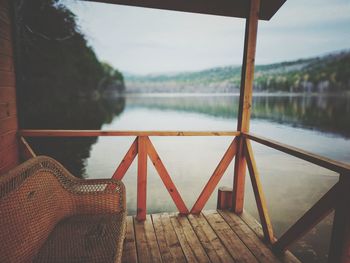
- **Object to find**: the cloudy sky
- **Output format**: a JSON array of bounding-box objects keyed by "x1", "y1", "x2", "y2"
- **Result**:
[{"x1": 62, "y1": 0, "x2": 350, "y2": 75}]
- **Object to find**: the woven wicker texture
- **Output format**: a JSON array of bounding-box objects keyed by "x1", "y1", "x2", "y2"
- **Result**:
[
  {"x1": 0, "y1": 156, "x2": 126, "y2": 263},
  {"x1": 34, "y1": 213, "x2": 126, "y2": 263}
]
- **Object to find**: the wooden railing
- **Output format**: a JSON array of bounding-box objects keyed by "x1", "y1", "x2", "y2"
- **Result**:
[
  {"x1": 19, "y1": 129, "x2": 350, "y2": 262},
  {"x1": 241, "y1": 132, "x2": 350, "y2": 263},
  {"x1": 19, "y1": 129, "x2": 240, "y2": 221}
]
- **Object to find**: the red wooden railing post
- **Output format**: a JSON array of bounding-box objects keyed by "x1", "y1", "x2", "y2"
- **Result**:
[
  {"x1": 232, "y1": 0, "x2": 260, "y2": 214},
  {"x1": 145, "y1": 137, "x2": 189, "y2": 215},
  {"x1": 244, "y1": 139, "x2": 274, "y2": 244},
  {"x1": 136, "y1": 136, "x2": 148, "y2": 221},
  {"x1": 217, "y1": 187, "x2": 233, "y2": 210},
  {"x1": 328, "y1": 174, "x2": 350, "y2": 263},
  {"x1": 111, "y1": 138, "x2": 138, "y2": 180},
  {"x1": 232, "y1": 136, "x2": 247, "y2": 213}
]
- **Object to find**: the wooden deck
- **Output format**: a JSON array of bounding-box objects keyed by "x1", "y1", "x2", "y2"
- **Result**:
[{"x1": 122, "y1": 210, "x2": 301, "y2": 263}]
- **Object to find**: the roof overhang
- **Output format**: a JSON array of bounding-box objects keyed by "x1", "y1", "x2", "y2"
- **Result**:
[{"x1": 83, "y1": 0, "x2": 286, "y2": 21}]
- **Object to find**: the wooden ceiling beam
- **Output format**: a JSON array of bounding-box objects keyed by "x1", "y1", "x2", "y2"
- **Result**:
[{"x1": 82, "y1": 0, "x2": 286, "y2": 20}]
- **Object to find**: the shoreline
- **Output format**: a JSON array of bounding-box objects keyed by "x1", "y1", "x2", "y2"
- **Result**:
[{"x1": 116, "y1": 91, "x2": 350, "y2": 98}]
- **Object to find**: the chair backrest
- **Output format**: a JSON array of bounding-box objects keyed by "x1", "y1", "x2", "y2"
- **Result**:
[{"x1": 0, "y1": 157, "x2": 78, "y2": 263}]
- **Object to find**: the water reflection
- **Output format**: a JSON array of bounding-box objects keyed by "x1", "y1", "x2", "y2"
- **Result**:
[
  {"x1": 126, "y1": 93, "x2": 350, "y2": 137},
  {"x1": 28, "y1": 93, "x2": 350, "y2": 177},
  {"x1": 25, "y1": 96, "x2": 125, "y2": 176},
  {"x1": 253, "y1": 95, "x2": 350, "y2": 137}
]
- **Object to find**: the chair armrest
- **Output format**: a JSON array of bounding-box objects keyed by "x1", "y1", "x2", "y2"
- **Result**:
[
  {"x1": 69, "y1": 178, "x2": 126, "y2": 215},
  {"x1": 69, "y1": 178, "x2": 124, "y2": 194},
  {"x1": 18, "y1": 156, "x2": 127, "y2": 215}
]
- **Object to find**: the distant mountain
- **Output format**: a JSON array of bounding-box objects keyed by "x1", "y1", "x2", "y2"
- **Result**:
[{"x1": 125, "y1": 50, "x2": 350, "y2": 93}]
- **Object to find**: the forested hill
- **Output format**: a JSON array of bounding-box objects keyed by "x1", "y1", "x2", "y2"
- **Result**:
[
  {"x1": 125, "y1": 50, "x2": 350, "y2": 93},
  {"x1": 15, "y1": 0, "x2": 126, "y2": 176},
  {"x1": 16, "y1": 0, "x2": 125, "y2": 129}
]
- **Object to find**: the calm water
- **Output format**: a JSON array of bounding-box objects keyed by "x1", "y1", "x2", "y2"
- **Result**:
[{"x1": 55, "y1": 94, "x2": 350, "y2": 262}]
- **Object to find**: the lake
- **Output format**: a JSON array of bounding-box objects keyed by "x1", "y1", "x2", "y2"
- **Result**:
[{"x1": 50, "y1": 93, "x2": 350, "y2": 262}]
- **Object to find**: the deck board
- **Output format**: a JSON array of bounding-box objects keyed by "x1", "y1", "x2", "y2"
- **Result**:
[
  {"x1": 170, "y1": 213, "x2": 210, "y2": 262},
  {"x1": 134, "y1": 215, "x2": 162, "y2": 263},
  {"x1": 122, "y1": 217, "x2": 138, "y2": 263},
  {"x1": 238, "y1": 211, "x2": 301, "y2": 263},
  {"x1": 122, "y1": 210, "x2": 301, "y2": 263},
  {"x1": 187, "y1": 213, "x2": 234, "y2": 263},
  {"x1": 218, "y1": 210, "x2": 281, "y2": 263},
  {"x1": 152, "y1": 213, "x2": 186, "y2": 262},
  {"x1": 203, "y1": 210, "x2": 259, "y2": 263}
]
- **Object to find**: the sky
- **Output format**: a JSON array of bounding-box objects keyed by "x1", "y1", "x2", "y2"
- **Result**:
[{"x1": 61, "y1": 0, "x2": 350, "y2": 75}]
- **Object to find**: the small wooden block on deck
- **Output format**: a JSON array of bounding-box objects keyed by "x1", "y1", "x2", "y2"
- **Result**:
[{"x1": 122, "y1": 210, "x2": 300, "y2": 263}]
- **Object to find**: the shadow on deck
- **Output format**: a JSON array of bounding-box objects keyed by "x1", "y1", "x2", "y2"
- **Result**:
[{"x1": 122, "y1": 209, "x2": 300, "y2": 263}]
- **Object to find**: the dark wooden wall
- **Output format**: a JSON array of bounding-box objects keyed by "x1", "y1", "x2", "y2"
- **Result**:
[{"x1": 0, "y1": 0, "x2": 19, "y2": 174}]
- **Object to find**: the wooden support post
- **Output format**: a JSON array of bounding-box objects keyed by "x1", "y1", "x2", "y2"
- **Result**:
[
  {"x1": 328, "y1": 174, "x2": 350, "y2": 263},
  {"x1": 217, "y1": 186, "x2": 233, "y2": 210},
  {"x1": 137, "y1": 136, "x2": 148, "y2": 221},
  {"x1": 112, "y1": 137, "x2": 138, "y2": 180},
  {"x1": 145, "y1": 137, "x2": 189, "y2": 215},
  {"x1": 274, "y1": 183, "x2": 338, "y2": 251},
  {"x1": 244, "y1": 139, "x2": 275, "y2": 244},
  {"x1": 232, "y1": 0, "x2": 260, "y2": 214},
  {"x1": 232, "y1": 137, "x2": 246, "y2": 213}
]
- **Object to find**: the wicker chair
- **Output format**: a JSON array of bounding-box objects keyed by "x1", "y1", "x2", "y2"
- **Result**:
[{"x1": 0, "y1": 156, "x2": 126, "y2": 263}]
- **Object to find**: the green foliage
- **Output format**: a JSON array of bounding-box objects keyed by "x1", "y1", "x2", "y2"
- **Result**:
[
  {"x1": 253, "y1": 52, "x2": 350, "y2": 92},
  {"x1": 127, "y1": 51, "x2": 350, "y2": 93},
  {"x1": 99, "y1": 62, "x2": 125, "y2": 93},
  {"x1": 15, "y1": 0, "x2": 125, "y2": 176}
]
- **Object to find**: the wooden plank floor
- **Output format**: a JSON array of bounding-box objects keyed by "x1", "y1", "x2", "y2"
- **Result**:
[{"x1": 122, "y1": 210, "x2": 301, "y2": 263}]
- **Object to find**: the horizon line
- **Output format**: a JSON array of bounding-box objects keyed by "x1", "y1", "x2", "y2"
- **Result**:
[{"x1": 122, "y1": 48, "x2": 349, "y2": 77}]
